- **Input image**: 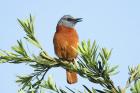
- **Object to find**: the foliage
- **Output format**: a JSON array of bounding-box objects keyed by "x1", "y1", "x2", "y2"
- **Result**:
[{"x1": 0, "y1": 15, "x2": 140, "y2": 93}]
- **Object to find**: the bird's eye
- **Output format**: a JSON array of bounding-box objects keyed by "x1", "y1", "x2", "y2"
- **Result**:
[{"x1": 67, "y1": 18, "x2": 73, "y2": 21}]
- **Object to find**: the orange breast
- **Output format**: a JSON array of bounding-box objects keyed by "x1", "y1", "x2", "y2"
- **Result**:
[{"x1": 53, "y1": 25, "x2": 79, "y2": 60}]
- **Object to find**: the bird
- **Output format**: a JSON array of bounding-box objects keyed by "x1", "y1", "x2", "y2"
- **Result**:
[{"x1": 53, "y1": 15, "x2": 82, "y2": 84}]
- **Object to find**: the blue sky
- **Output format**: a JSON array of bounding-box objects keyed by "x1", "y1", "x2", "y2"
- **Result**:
[{"x1": 0, "y1": 0, "x2": 140, "y2": 93}]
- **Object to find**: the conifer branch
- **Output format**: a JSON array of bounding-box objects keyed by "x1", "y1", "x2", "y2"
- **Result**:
[{"x1": 0, "y1": 15, "x2": 140, "y2": 93}]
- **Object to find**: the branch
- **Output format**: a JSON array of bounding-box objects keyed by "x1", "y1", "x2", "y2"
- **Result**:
[
  {"x1": 0, "y1": 15, "x2": 121, "y2": 93},
  {"x1": 125, "y1": 65, "x2": 140, "y2": 93}
]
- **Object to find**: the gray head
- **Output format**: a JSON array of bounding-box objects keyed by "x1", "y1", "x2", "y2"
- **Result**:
[{"x1": 58, "y1": 15, "x2": 82, "y2": 28}]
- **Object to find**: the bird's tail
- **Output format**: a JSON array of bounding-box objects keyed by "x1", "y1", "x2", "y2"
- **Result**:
[{"x1": 66, "y1": 69, "x2": 77, "y2": 84}]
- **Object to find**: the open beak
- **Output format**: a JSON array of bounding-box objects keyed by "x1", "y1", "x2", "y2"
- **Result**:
[{"x1": 74, "y1": 18, "x2": 83, "y2": 23}]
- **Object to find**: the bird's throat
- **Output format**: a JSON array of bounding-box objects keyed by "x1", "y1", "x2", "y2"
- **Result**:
[{"x1": 56, "y1": 25, "x2": 75, "y2": 33}]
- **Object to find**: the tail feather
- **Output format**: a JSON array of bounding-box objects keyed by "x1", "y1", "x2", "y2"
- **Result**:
[{"x1": 66, "y1": 70, "x2": 77, "y2": 84}]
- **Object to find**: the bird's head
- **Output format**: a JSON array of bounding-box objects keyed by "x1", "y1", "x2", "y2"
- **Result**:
[{"x1": 58, "y1": 15, "x2": 82, "y2": 28}]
